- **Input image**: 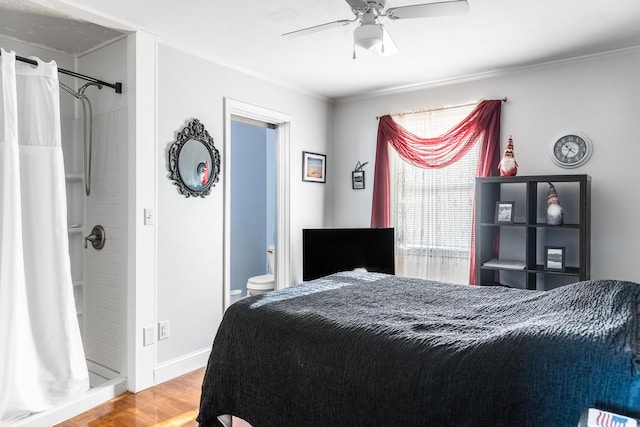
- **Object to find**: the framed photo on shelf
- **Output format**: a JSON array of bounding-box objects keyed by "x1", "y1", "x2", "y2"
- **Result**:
[
  {"x1": 352, "y1": 170, "x2": 365, "y2": 189},
  {"x1": 544, "y1": 246, "x2": 565, "y2": 271},
  {"x1": 302, "y1": 151, "x2": 326, "y2": 183},
  {"x1": 495, "y1": 201, "x2": 515, "y2": 223}
]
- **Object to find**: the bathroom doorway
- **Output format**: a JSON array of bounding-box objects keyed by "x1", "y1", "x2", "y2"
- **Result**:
[
  {"x1": 223, "y1": 98, "x2": 293, "y2": 309},
  {"x1": 230, "y1": 118, "x2": 277, "y2": 297}
]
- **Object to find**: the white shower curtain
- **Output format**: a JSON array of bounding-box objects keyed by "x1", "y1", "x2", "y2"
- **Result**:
[{"x1": 0, "y1": 49, "x2": 89, "y2": 423}]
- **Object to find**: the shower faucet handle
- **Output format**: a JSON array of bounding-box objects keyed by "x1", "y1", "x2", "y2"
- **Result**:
[
  {"x1": 84, "y1": 225, "x2": 106, "y2": 250},
  {"x1": 84, "y1": 234, "x2": 95, "y2": 248}
]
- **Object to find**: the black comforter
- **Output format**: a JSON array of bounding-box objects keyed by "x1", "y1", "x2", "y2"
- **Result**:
[{"x1": 198, "y1": 270, "x2": 640, "y2": 426}]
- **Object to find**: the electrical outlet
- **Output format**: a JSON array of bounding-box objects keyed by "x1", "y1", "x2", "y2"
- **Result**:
[{"x1": 158, "y1": 320, "x2": 170, "y2": 340}]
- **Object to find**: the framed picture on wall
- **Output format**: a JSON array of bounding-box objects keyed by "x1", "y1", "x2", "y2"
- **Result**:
[
  {"x1": 302, "y1": 151, "x2": 326, "y2": 183},
  {"x1": 352, "y1": 170, "x2": 365, "y2": 189}
]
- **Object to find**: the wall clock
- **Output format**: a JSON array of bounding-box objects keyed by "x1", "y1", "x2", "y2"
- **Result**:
[{"x1": 549, "y1": 132, "x2": 593, "y2": 168}]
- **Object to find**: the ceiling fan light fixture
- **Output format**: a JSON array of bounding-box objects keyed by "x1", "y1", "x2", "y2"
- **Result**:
[
  {"x1": 284, "y1": 0, "x2": 470, "y2": 58},
  {"x1": 354, "y1": 23, "x2": 383, "y2": 50}
]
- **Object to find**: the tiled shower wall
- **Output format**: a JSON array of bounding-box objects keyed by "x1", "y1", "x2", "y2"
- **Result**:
[
  {"x1": 83, "y1": 106, "x2": 127, "y2": 375},
  {"x1": 78, "y1": 38, "x2": 128, "y2": 377}
]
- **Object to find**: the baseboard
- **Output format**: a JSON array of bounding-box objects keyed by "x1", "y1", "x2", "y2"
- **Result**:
[{"x1": 154, "y1": 347, "x2": 210, "y2": 385}]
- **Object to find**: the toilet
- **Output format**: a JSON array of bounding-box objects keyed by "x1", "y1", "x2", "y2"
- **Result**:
[{"x1": 246, "y1": 245, "x2": 275, "y2": 296}]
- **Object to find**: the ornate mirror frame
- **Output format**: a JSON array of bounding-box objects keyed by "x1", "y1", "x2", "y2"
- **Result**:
[{"x1": 168, "y1": 118, "x2": 220, "y2": 197}]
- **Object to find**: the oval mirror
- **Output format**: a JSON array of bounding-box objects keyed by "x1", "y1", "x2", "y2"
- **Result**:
[{"x1": 168, "y1": 119, "x2": 220, "y2": 197}]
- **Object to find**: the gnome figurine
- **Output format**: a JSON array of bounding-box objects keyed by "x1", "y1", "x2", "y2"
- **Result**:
[
  {"x1": 498, "y1": 135, "x2": 518, "y2": 176},
  {"x1": 546, "y1": 182, "x2": 564, "y2": 226}
]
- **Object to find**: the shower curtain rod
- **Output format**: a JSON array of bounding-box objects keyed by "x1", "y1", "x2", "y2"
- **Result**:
[{"x1": 1, "y1": 51, "x2": 122, "y2": 94}]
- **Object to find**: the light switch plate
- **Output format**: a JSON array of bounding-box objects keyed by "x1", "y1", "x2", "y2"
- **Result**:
[{"x1": 144, "y1": 208, "x2": 154, "y2": 225}]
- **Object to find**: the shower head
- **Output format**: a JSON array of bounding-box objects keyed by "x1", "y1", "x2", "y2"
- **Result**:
[
  {"x1": 59, "y1": 81, "x2": 102, "y2": 99},
  {"x1": 78, "y1": 82, "x2": 103, "y2": 97}
]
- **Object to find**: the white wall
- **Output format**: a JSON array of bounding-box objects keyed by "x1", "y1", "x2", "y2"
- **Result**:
[
  {"x1": 126, "y1": 32, "x2": 157, "y2": 391},
  {"x1": 332, "y1": 48, "x2": 640, "y2": 283},
  {"x1": 154, "y1": 43, "x2": 334, "y2": 371}
]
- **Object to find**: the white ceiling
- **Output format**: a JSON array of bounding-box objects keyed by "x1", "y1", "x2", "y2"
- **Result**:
[{"x1": 1, "y1": 0, "x2": 640, "y2": 100}]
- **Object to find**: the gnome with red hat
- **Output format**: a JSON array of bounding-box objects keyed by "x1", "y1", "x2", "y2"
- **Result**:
[
  {"x1": 546, "y1": 182, "x2": 564, "y2": 225},
  {"x1": 498, "y1": 135, "x2": 518, "y2": 176}
]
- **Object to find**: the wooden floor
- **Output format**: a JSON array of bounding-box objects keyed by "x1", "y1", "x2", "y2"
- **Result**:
[{"x1": 55, "y1": 367, "x2": 206, "y2": 427}]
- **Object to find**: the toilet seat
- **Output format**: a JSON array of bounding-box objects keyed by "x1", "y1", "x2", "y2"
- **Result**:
[
  {"x1": 246, "y1": 246, "x2": 276, "y2": 296},
  {"x1": 247, "y1": 273, "x2": 275, "y2": 293}
]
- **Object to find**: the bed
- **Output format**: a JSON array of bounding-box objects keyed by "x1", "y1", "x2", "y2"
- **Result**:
[{"x1": 197, "y1": 269, "x2": 640, "y2": 427}]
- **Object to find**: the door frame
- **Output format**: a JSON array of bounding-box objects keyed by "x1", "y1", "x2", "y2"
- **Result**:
[{"x1": 223, "y1": 98, "x2": 293, "y2": 309}]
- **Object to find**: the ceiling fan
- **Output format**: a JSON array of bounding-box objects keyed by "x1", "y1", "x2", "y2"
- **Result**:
[{"x1": 282, "y1": 0, "x2": 469, "y2": 58}]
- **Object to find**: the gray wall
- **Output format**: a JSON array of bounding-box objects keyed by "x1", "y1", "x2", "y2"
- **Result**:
[{"x1": 155, "y1": 42, "x2": 334, "y2": 366}]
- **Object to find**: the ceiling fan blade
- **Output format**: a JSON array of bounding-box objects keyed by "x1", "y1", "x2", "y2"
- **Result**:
[
  {"x1": 378, "y1": 25, "x2": 399, "y2": 56},
  {"x1": 282, "y1": 19, "x2": 354, "y2": 39},
  {"x1": 386, "y1": 0, "x2": 469, "y2": 20},
  {"x1": 344, "y1": 0, "x2": 370, "y2": 11}
]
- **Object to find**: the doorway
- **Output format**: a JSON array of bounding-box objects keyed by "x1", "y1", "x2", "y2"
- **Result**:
[
  {"x1": 223, "y1": 98, "x2": 293, "y2": 309},
  {"x1": 230, "y1": 118, "x2": 277, "y2": 297}
]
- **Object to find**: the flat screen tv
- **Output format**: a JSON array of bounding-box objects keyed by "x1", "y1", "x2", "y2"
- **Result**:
[{"x1": 302, "y1": 228, "x2": 395, "y2": 281}]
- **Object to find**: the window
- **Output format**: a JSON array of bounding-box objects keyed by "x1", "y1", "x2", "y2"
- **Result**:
[{"x1": 392, "y1": 104, "x2": 477, "y2": 284}]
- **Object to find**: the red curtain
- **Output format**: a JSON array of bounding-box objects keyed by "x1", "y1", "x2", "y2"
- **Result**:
[{"x1": 370, "y1": 99, "x2": 502, "y2": 284}]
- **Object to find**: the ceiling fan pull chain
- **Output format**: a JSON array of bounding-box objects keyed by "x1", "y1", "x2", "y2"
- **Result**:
[{"x1": 353, "y1": 40, "x2": 357, "y2": 59}]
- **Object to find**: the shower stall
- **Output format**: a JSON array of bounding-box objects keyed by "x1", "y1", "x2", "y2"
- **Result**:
[
  {"x1": 1, "y1": 32, "x2": 129, "y2": 426},
  {"x1": 61, "y1": 42, "x2": 129, "y2": 386}
]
